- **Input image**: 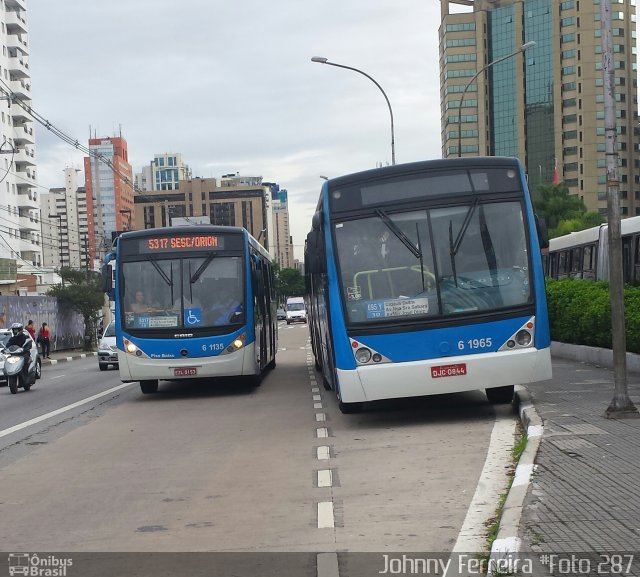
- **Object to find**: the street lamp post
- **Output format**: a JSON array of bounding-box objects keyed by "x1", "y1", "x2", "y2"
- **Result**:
[
  {"x1": 311, "y1": 56, "x2": 396, "y2": 165},
  {"x1": 456, "y1": 41, "x2": 536, "y2": 158}
]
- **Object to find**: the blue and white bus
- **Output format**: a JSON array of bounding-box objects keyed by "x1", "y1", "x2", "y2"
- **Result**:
[
  {"x1": 102, "y1": 226, "x2": 277, "y2": 394},
  {"x1": 305, "y1": 157, "x2": 552, "y2": 413}
]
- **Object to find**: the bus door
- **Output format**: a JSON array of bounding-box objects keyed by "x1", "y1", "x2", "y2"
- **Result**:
[{"x1": 251, "y1": 253, "x2": 267, "y2": 369}]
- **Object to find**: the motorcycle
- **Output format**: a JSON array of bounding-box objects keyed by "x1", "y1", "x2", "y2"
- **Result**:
[{"x1": 2, "y1": 341, "x2": 40, "y2": 394}]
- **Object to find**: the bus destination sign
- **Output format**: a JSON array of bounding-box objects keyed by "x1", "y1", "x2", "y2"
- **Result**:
[{"x1": 140, "y1": 235, "x2": 224, "y2": 253}]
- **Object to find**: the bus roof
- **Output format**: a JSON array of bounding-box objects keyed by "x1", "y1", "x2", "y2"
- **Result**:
[
  {"x1": 549, "y1": 216, "x2": 640, "y2": 252},
  {"x1": 325, "y1": 156, "x2": 523, "y2": 189}
]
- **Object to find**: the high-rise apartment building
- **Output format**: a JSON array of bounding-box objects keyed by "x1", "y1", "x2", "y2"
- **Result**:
[
  {"x1": 84, "y1": 136, "x2": 134, "y2": 262},
  {"x1": 41, "y1": 168, "x2": 90, "y2": 270},
  {"x1": 269, "y1": 185, "x2": 294, "y2": 269},
  {"x1": 0, "y1": 0, "x2": 41, "y2": 268},
  {"x1": 440, "y1": 0, "x2": 639, "y2": 215}
]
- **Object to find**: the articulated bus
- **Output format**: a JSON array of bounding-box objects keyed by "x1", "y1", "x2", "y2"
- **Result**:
[
  {"x1": 102, "y1": 226, "x2": 277, "y2": 394},
  {"x1": 305, "y1": 157, "x2": 552, "y2": 413},
  {"x1": 543, "y1": 215, "x2": 640, "y2": 282}
]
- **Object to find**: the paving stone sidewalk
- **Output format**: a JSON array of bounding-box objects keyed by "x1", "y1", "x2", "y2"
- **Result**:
[{"x1": 519, "y1": 356, "x2": 640, "y2": 559}]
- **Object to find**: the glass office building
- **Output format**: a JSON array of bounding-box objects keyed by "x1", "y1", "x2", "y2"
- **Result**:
[{"x1": 440, "y1": 0, "x2": 639, "y2": 215}]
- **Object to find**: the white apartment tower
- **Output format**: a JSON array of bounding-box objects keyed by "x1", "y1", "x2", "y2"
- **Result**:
[
  {"x1": 41, "y1": 168, "x2": 90, "y2": 270},
  {"x1": 150, "y1": 153, "x2": 190, "y2": 191},
  {"x1": 0, "y1": 0, "x2": 41, "y2": 267}
]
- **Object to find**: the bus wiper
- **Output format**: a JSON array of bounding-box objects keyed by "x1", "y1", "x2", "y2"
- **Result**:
[
  {"x1": 416, "y1": 222, "x2": 425, "y2": 293},
  {"x1": 190, "y1": 253, "x2": 216, "y2": 284},
  {"x1": 449, "y1": 221, "x2": 458, "y2": 287},
  {"x1": 149, "y1": 257, "x2": 173, "y2": 287},
  {"x1": 451, "y1": 197, "x2": 480, "y2": 257},
  {"x1": 375, "y1": 209, "x2": 421, "y2": 260}
]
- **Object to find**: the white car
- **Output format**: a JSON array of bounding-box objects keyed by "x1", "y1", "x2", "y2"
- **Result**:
[
  {"x1": 0, "y1": 328, "x2": 42, "y2": 385},
  {"x1": 98, "y1": 322, "x2": 118, "y2": 371}
]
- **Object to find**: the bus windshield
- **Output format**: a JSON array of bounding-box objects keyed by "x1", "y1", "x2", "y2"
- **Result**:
[
  {"x1": 334, "y1": 200, "x2": 531, "y2": 324},
  {"x1": 121, "y1": 255, "x2": 244, "y2": 330}
]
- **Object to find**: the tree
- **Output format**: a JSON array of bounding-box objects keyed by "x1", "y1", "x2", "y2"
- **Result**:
[
  {"x1": 276, "y1": 267, "x2": 305, "y2": 302},
  {"x1": 534, "y1": 182, "x2": 602, "y2": 238},
  {"x1": 48, "y1": 268, "x2": 105, "y2": 351}
]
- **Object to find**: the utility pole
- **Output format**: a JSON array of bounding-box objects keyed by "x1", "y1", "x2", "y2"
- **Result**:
[{"x1": 600, "y1": 0, "x2": 638, "y2": 418}]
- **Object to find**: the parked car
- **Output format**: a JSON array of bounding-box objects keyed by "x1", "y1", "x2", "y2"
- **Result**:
[
  {"x1": 277, "y1": 307, "x2": 286, "y2": 320},
  {"x1": 98, "y1": 322, "x2": 118, "y2": 371},
  {"x1": 0, "y1": 328, "x2": 42, "y2": 385}
]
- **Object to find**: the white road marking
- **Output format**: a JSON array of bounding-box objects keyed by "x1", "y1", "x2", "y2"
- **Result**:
[
  {"x1": 315, "y1": 413, "x2": 326, "y2": 422},
  {"x1": 317, "y1": 502, "x2": 335, "y2": 528},
  {"x1": 313, "y1": 394, "x2": 322, "y2": 401},
  {"x1": 49, "y1": 375, "x2": 65, "y2": 380},
  {"x1": 0, "y1": 382, "x2": 134, "y2": 439},
  {"x1": 311, "y1": 387, "x2": 320, "y2": 393},
  {"x1": 317, "y1": 469, "x2": 332, "y2": 488},
  {"x1": 451, "y1": 407, "x2": 516, "y2": 553},
  {"x1": 316, "y1": 428, "x2": 328, "y2": 438},
  {"x1": 313, "y1": 403, "x2": 323, "y2": 409},
  {"x1": 317, "y1": 446, "x2": 330, "y2": 460},
  {"x1": 316, "y1": 553, "x2": 339, "y2": 577}
]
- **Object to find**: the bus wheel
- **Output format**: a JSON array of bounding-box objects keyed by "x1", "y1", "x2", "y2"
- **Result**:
[
  {"x1": 140, "y1": 380, "x2": 159, "y2": 394},
  {"x1": 486, "y1": 385, "x2": 514, "y2": 404},
  {"x1": 339, "y1": 401, "x2": 364, "y2": 414}
]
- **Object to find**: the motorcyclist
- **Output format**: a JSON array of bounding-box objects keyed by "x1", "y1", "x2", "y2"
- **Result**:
[{"x1": 6, "y1": 322, "x2": 32, "y2": 379}]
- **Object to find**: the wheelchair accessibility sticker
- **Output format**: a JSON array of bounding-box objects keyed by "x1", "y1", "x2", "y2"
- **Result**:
[{"x1": 184, "y1": 308, "x2": 202, "y2": 327}]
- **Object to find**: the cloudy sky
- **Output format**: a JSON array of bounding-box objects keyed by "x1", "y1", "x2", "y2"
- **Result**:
[{"x1": 28, "y1": 1, "x2": 447, "y2": 260}]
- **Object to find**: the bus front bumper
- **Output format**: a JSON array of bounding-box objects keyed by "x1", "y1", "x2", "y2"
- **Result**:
[
  {"x1": 117, "y1": 342, "x2": 257, "y2": 382},
  {"x1": 336, "y1": 347, "x2": 552, "y2": 403}
]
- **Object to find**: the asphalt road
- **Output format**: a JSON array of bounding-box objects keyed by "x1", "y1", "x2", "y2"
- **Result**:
[{"x1": 0, "y1": 322, "x2": 515, "y2": 571}]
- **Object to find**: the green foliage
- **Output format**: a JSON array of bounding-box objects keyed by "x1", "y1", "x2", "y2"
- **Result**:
[
  {"x1": 546, "y1": 278, "x2": 640, "y2": 353},
  {"x1": 48, "y1": 268, "x2": 105, "y2": 351},
  {"x1": 275, "y1": 267, "x2": 305, "y2": 301},
  {"x1": 534, "y1": 183, "x2": 602, "y2": 238}
]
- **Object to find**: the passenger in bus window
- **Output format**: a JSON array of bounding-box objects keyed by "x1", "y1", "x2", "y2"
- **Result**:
[{"x1": 129, "y1": 290, "x2": 152, "y2": 314}]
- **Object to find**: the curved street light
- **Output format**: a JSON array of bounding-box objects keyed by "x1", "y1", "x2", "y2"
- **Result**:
[
  {"x1": 456, "y1": 41, "x2": 536, "y2": 158},
  {"x1": 311, "y1": 56, "x2": 396, "y2": 165}
]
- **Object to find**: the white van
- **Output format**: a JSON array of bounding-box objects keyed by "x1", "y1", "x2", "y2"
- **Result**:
[{"x1": 285, "y1": 296, "x2": 307, "y2": 324}]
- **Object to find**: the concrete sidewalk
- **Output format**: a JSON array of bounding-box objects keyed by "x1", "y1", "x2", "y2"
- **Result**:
[
  {"x1": 41, "y1": 349, "x2": 97, "y2": 365},
  {"x1": 515, "y1": 344, "x2": 640, "y2": 555}
]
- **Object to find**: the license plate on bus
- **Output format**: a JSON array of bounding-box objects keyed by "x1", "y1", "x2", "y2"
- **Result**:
[
  {"x1": 174, "y1": 367, "x2": 197, "y2": 376},
  {"x1": 431, "y1": 363, "x2": 467, "y2": 378}
]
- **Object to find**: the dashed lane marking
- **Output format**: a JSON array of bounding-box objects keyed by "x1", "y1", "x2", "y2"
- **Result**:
[{"x1": 317, "y1": 502, "x2": 335, "y2": 528}]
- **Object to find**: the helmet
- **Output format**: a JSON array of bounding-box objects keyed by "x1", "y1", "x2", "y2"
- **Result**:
[{"x1": 10, "y1": 322, "x2": 23, "y2": 336}]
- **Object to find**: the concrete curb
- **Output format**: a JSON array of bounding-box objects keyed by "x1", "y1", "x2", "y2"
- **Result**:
[
  {"x1": 489, "y1": 385, "x2": 543, "y2": 558},
  {"x1": 551, "y1": 341, "x2": 640, "y2": 373}
]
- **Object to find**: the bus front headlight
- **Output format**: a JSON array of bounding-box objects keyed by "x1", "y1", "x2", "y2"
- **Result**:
[
  {"x1": 355, "y1": 348, "x2": 372, "y2": 364},
  {"x1": 515, "y1": 330, "x2": 532, "y2": 347},
  {"x1": 124, "y1": 338, "x2": 138, "y2": 354}
]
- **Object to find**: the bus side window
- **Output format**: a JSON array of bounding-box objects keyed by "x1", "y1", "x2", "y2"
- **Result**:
[
  {"x1": 583, "y1": 245, "x2": 596, "y2": 280},
  {"x1": 634, "y1": 236, "x2": 640, "y2": 283},
  {"x1": 622, "y1": 236, "x2": 633, "y2": 283}
]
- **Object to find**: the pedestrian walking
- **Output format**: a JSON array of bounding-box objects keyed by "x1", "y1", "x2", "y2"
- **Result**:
[{"x1": 37, "y1": 322, "x2": 51, "y2": 358}]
